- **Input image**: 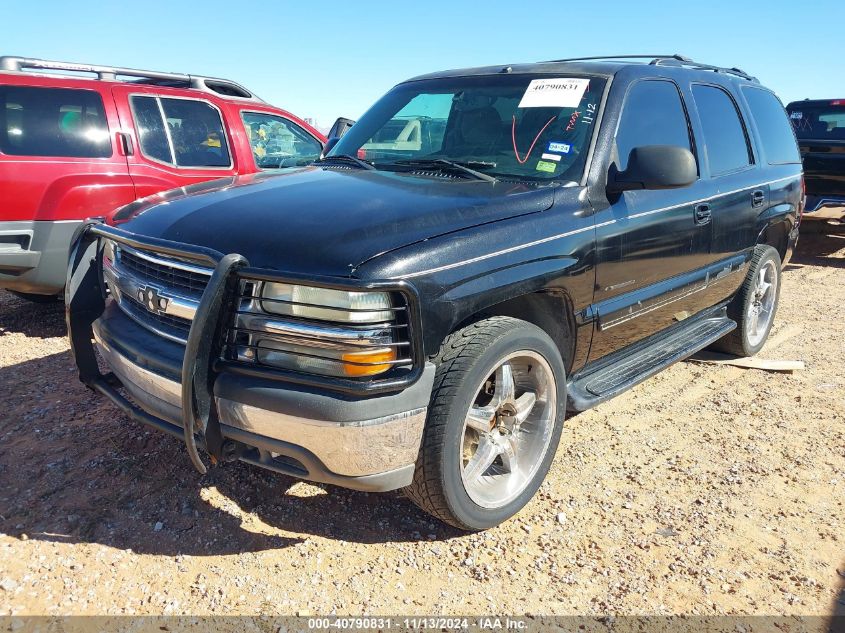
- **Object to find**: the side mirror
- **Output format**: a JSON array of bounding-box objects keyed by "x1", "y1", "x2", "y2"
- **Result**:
[
  {"x1": 320, "y1": 117, "x2": 356, "y2": 159},
  {"x1": 608, "y1": 145, "x2": 697, "y2": 194},
  {"x1": 327, "y1": 117, "x2": 355, "y2": 140}
]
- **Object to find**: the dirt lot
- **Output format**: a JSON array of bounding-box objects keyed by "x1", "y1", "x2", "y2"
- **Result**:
[{"x1": 0, "y1": 231, "x2": 843, "y2": 621}]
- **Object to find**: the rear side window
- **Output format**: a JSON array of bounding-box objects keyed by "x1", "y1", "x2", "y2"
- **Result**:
[
  {"x1": 743, "y1": 88, "x2": 800, "y2": 164},
  {"x1": 615, "y1": 80, "x2": 692, "y2": 171},
  {"x1": 0, "y1": 86, "x2": 111, "y2": 158},
  {"x1": 691, "y1": 85, "x2": 752, "y2": 176},
  {"x1": 130, "y1": 96, "x2": 231, "y2": 168}
]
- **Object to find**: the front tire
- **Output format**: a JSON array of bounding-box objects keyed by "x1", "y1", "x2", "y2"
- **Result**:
[
  {"x1": 712, "y1": 245, "x2": 782, "y2": 357},
  {"x1": 405, "y1": 317, "x2": 566, "y2": 530}
]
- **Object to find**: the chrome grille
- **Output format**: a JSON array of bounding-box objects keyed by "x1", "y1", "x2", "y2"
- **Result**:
[
  {"x1": 117, "y1": 246, "x2": 210, "y2": 298},
  {"x1": 103, "y1": 241, "x2": 212, "y2": 344}
]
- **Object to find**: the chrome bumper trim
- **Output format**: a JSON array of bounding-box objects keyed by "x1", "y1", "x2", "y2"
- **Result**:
[
  {"x1": 94, "y1": 333, "x2": 427, "y2": 478},
  {"x1": 216, "y1": 399, "x2": 426, "y2": 477}
]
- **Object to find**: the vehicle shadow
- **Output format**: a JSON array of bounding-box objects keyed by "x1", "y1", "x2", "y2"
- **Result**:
[
  {"x1": 784, "y1": 230, "x2": 845, "y2": 271},
  {"x1": 0, "y1": 290, "x2": 66, "y2": 339},
  {"x1": 0, "y1": 351, "x2": 460, "y2": 558},
  {"x1": 831, "y1": 564, "x2": 845, "y2": 632}
]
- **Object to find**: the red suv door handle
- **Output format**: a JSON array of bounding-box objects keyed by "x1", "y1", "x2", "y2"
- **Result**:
[{"x1": 116, "y1": 132, "x2": 134, "y2": 156}]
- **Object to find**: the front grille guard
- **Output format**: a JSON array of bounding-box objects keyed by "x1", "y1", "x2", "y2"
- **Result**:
[{"x1": 66, "y1": 222, "x2": 425, "y2": 474}]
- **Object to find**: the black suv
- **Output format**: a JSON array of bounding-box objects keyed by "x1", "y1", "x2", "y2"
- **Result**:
[
  {"x1": 786, "y1": 98, "x2": 845, "y2": 226},
  {"x1": 67, "y1": 55, "x2": 802, "y2": 530}
]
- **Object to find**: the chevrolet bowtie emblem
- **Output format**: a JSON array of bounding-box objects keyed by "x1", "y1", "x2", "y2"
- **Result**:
[{"x1": 137, "y1": 285, "x2": 169, "y2": 315}]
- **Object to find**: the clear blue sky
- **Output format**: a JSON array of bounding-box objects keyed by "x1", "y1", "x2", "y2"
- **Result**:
[{"x1": 5, "y1": 0, "x2": 843, "y2": 130}]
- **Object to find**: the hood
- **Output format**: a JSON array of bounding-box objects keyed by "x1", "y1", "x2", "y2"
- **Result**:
[{"x1": 111, "y1": 167, "x2": 555, "y2": 277}]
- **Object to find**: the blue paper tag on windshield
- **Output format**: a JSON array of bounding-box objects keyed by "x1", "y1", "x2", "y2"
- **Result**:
[{"x1": 547, "y1": 141, "x2": 571, "y2": 154}]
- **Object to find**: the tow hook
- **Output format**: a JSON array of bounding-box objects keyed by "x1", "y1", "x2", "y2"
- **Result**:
[{"x1": 219, "y1": 440, "x2": 246, "y2": 463}]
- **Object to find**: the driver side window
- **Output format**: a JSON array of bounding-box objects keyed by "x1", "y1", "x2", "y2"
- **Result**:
[
  {"x1": 241, "y1": 112, "x2": 322, "y2": 169},
  {"x1": 615, "y1": 80, "x2": 693, "y2": 171}
]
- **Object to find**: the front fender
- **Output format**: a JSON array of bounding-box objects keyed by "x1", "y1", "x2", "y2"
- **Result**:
[{"x1": 356, "y1": 204, "x2": 596, "y2": 361}]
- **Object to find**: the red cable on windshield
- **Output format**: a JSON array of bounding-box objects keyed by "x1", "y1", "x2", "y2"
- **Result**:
[{"x1": 511, "y1": 115, "x2": 557, "y2": 164}]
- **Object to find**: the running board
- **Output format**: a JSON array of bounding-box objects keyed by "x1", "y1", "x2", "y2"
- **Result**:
[{"x1": 567, "y1": 311, "x2": 736, "y2": 412}]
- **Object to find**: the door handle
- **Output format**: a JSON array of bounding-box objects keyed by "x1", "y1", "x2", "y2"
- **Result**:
[
  {"x1": 694, "y1": 203, "x2": 711, "y2": 226},
  {"x1": 751, "y1": 189, "x2": 765, "y2": 208},
  {"x1": 116, "y1": 132, "x2": 134, "y2": 156}
]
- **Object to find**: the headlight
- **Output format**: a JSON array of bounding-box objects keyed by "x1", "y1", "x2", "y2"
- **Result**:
[
  {"x1": 227, "y1": 280, "x2": 408, "y2": 379},
  {"x1": 261, "y1": 282, "x2": 393, "y2": 323}
]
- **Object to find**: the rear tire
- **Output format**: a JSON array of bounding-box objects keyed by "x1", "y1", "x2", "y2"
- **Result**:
[
  {"x1": 711, "y1": 245, "x2": 781, "y2": 357},
  {"x1": 404, "y1": 317, "x2": 567, "y2": 531}
]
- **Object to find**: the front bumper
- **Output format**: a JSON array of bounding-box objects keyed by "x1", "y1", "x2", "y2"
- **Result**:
[
  {"x1": 66, "y1": 224, "x2": 432, "y2": 492},
  {"x1": 0, "y1": 219, "x2": 82, "y2": 294}
]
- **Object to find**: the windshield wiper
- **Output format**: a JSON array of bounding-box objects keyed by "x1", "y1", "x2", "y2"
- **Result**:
[
  {"x1": 388, "y1": 158, "x2": 498, "y2": 182},
  {"x1": 313, "y1": 154, "x2": 375, "y2": 170}
]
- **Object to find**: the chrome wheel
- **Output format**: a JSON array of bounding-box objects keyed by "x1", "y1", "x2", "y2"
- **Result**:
[
  {"x1": 460, "y1": 351, "x2": 557, "y2": 509},
  {"x1": 745, "y1": 259, "x2": 778, "y2": 347}
]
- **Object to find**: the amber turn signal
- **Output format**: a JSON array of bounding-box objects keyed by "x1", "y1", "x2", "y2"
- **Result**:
[{"x1": 341, "y1": 348, "x2": 396, "y2": 377}]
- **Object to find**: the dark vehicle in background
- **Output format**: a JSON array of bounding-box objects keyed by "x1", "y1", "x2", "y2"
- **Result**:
[
  {"x1": 0, "y1": 56, "x2": 325, "y2": 301},
  {"x1": 786, "y1": 98, "x2": 845, "y2": 226},
  {"x1": 67, "y1": 55, "x2": 802, "y2": 530}
]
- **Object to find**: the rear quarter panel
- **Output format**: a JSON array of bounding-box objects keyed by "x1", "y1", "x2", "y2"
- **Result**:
[{"x1": 0, "y1": 73, "x2": 136, "y2": 222}]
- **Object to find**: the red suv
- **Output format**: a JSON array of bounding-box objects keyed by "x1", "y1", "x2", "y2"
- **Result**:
[{"x1": 0, "y1": 56, "x2": 326, "y2": 300}]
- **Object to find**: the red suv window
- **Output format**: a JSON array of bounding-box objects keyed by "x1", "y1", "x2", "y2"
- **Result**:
[{"x1": 1, "y1": 85, "x2": 111, "y2": 158}]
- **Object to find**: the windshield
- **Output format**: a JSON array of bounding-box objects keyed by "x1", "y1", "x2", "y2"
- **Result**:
[
  {"x1": 242, "y1": 111, "x2": 323, "y2": 169},
  {"x1": 788, "y1": 103, "x2": 845, "y2": 141},
  {"x1": 330, "y1": 74, "x2": 606, "y2": 182}
]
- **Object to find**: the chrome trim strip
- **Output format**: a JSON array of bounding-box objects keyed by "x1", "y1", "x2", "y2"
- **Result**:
[
  {"x1": 235, "y1": 313, "x2": 394, "y2": 348},
  {"x1": 628, "y1": 175, "x2": 801, "y2": 220},
  {"x1": 118, "y1": 243, "x2": 214, "y2": 276},
  {"x1": 401, "y1": 220, "x2": 614, "y2": 278}
]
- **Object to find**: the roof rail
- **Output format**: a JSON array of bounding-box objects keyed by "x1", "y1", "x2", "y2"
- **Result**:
[
  {"x1": 538, "y1": 54, "x2": 759, "y2": 83},
  {"x1": 540, "y1": 54, "x2": 692, "y2": 64},
  {"x1": 0, "y1": 56, "x2": 264, "y2": 102},
  {"x1": 650, "y1": 57, "x2": 758, "y2": 82}
]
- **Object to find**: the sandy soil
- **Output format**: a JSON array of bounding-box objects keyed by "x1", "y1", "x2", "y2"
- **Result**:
[{"x1": 0, "y1": 231, "x2": 843, "y2": 621}]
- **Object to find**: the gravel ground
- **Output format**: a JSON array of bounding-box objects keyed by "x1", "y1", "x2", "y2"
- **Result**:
[{"x1": 0, "y1": 231, "x2": 843, "y2": 620}]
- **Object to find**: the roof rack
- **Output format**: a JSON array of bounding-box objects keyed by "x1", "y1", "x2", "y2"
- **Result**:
[
  {"x1": 0, "y1": 56, "x2": 264, "y2": 102},
  {"x1": 650, "y1": 57, "x2": 758, "y2": 82},
  {"x1": 541, "y1": 54, "x2": 693, "y2": 64},
  {"x1": 539, "y1": 54, "x2": 758, "y2": 83}
]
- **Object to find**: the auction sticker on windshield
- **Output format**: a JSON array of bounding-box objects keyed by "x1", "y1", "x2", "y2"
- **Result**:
[{"x1": 518, "y1": 78, "x2": 590, "y2": 108}]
